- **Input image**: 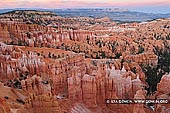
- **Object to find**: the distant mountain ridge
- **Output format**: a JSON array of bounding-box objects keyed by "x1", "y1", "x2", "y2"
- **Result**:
[
  {"x1": 2, "y1": 10, "x2": 55, "y2": 15},
  {"x1": 0, "y1": 8, "x2": 170, "y2": 22}
]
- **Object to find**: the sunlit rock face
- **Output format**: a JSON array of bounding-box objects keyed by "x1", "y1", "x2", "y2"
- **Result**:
[
  {"x1": 157, "y1": 73, "x2": 170, "y2": 95},
  {"x1": 154, "y1": 74, "x2": 170, "y2": 113},
  {"x1": 24, "y1": 93, "x2": 62, "y2": 113},
  {"x1": 124, "y1": 52, "x2": 158, "y2": 67},
  {"x1": 82, "y1": 74, "x2": 97, "y2": 107},
  {"x1": 0, "y1": 98, "x2": 12, "y2": 113},
  {"x1": 21, "y1": 75, "x2": 51, "y2": 95},
  {"x1": 133, "y1": 89, "x2": 147, "y2": 113},
  {"x1": 66, "y1": 62, "x2": 146, "y2": 111}
]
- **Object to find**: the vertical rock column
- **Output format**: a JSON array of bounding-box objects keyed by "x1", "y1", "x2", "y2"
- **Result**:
[{"x1": 82, "y1": 74, "x2": 97, "y2": 108}]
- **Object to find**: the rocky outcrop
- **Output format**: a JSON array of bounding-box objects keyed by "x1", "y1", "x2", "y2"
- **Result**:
[
  {"x1": 133, "y1": 89, "x2": 146, "y2": 113},
  {"x1": 157, "y1": 73, "x2": 170, "y2": 95},
  {"x1": 0, "y1": 98, "x2": 12, "y2": 113},
  {"x1": 21, "y1": 75, "x2": 49, "y2": 95},
  {"x1": 66, "y1": 62, "x2": 145, "y2": 109},
  {"x1": 124, "y1": 52, "x2": 158, "y2": 67},
  {"x1": 25, "y1": 93, "x2": 62, "y2": 113},
  {"x1": 82, "y1": 74, "x2": 97, "y2": 108}
]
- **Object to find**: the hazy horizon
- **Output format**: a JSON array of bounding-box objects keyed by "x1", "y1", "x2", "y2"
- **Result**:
[{"x1": 0, "y1": 0, "x2": 170, "y2": 13}]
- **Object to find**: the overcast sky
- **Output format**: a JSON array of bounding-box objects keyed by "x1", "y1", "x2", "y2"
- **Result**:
[{"x1": 0, "y1": 0, "x2": 170, "y2": 13}]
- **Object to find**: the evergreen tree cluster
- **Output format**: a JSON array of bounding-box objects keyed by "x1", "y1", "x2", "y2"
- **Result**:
[{"x1": 143, "y1": 49, "x2": 170, "y2": 95}]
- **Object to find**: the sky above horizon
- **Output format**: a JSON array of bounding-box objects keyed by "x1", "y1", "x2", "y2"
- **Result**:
[{"x1": 0, "y1": 0, "x2": 170, "y2": 13}]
